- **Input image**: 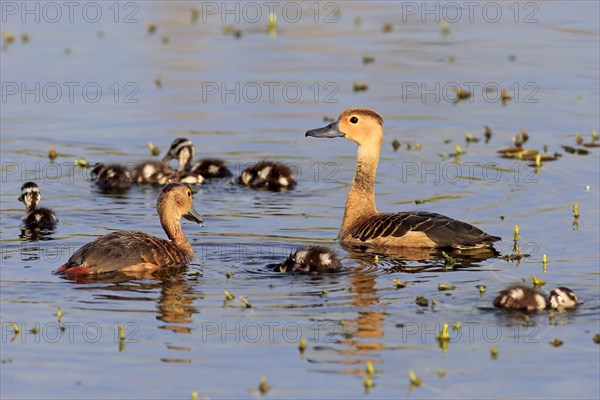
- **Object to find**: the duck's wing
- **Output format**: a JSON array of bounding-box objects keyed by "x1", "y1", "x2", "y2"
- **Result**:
[
  {"x1": 64, "y1": 231, "x2": 192, "y2": 274},
  {"x1": 347, "y1": 211, "x2": 501, "y2": 249},
  {"x1": 191, "y1": 158, "x2": 233, "y2": 179}
]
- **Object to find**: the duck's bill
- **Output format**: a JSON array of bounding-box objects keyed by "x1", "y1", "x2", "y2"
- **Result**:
[
  {"x1": 305, "y1": 121, "x2": 345, "y2": 138},
  {"x1": 161, "y1": 154, "x2": 174, "y2": 163},
  {"x1": 184, "y1": 207, "x2": 204, "y2": 226}
]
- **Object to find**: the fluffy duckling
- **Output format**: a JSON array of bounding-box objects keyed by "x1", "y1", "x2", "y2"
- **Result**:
[
  {"x1": 53, "y1": 183, "x2": 203, "y2": 277},
  {"x1": 238, "y1": 160, "x2": 297, "y2": 191},
  {"x1": 275, "y1": 246, "x2": 342, "y2": 274},
  {"x1": 91, "y1": 163, "x2": 132, "y2": 191},
  {"x1": 18, "y1": 182, "x2": 58, "y2": 230},
  {"x1": 306, "y1": 108, "x2": 500, "y2": 249},
  {"x1": 132, "y1": 160, "x2": 203, "y2": 185},
  {"x1": 493, "y1": 285, "x2": 579, "y2": 312},
  {"x1": 163, "y1": 138, "x2": 232, "y2": 179}
]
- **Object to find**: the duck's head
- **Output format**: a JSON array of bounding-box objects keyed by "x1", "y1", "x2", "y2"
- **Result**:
[
  {"x1": 157, "y1": 183, "x2": 204, "y2": 225},
  {"x1": 306, "y1": 108, "x2": 384, "y2": 147},
  {"x1": 163, "y1": 138, "x2": 195, "y2": 171},
  {"x1": 90, "y1": 163, "x2": 105, "y2": 180},
  {"x1": 548, "y1": 287, "x2": 579, "y2": 310},
  {"x1": 18, "y1": 182, "x2": 41, "y2": 211}
]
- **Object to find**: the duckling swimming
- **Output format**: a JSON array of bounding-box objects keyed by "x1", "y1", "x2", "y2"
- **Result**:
[
  {"x1": 493, "y1": 285, "x2": 579, "y2": 312},
  {"x1": 18, "y1": 182, "x2": 58, "y2": 230},
  {"x1": 53, "y1": 183, "x2": 203, "y2": 277},
  {"x1": 306, "y1": 108, "x2": 500, "y2": 249},
  {"x1": 91, "y1": 163, "x2": 132, "y2": 191},
  {"x1": 238, "y1": 160, "x2": 297, "y2": 191},
  {"x1": 275, "y1": 246, "x2": 342, "y2": 274},
  {"x1": 133, "y1": 160, "x2": 203, "y2": 185},
  {"x1": 163, "y1": 138, "x2": 232, "y2": 179}
]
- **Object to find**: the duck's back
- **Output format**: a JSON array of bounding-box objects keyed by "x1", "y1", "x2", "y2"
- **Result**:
[
  {"x1": 191, "y1": 158, "x2": 233, "y2": 179},
  {"x1": 342, "y1": 211, "x2": 500, "y2": 249},
  {"x1": 63, "y1": 231, "x2": 193, "y2": 275}
]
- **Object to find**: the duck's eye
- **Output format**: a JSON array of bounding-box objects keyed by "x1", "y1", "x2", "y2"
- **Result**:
[
  {"x1": 350, "y1": 116, "x2": 358, "y2": 124},
  {"x1": 187, "y1": 191, "x2": 191, "y2": 197}
]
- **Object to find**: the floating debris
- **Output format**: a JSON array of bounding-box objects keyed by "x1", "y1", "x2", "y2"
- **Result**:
[
  {"x1": 74, "y1": 158, "x2": 89, "y2": 168},
  {"x1": 3, "y1": 30, "x2": 15, "y2": 45},
  {"x1": 267, "y1": 13, "x2": 277, "y2": 36},
  {"x1": 191, "y1": 8, "x2": 200, "y2": 24},
  {"x1": 483, "y1": 125, "x2": 492, "y2": 144},
  {"x1": 56, "y1": 307, "x2": 63, "y2": 322},
  {"x1": 437, "y1": 369, "x2": 446, "y2": 378},
  {"x1": 10, "y1": 322, "x2": 19, "y2": 334},
  {"x1": 593, "y1": 334, "x2": 600, "y2": 344},
  {"x1": 382, "y1": 23, "x2": 393, "y2": 33},
  {"x1": 391, "y1": 139, "x2": 401, "y2": 152},
  {"x1": 490, "y1": 347, "x2": 499, "y2": 359},
  {"x1": 393, "y1": 278, "x2": 407, "y2": 289},
  {"x1": 258, "y1": 376, "x2": 270, "y2": 394},
  {"x1": 21, "y1": 33, "x2": 30, "y2": 43},
  {"x1": 440, "y1": 20, "x2": 451, "y2": 35},
  {"x1": 161, "y1": 36, "x2": 170, "y2": 45},
  {"x1": 155, "y1": 74, "x2": 163, "y2": 88},
  {"x1": 191, "y1": 390, "x2": 199, "y2": 400},
  {"x1": 531, "y1": 276, "x2": 545, "y2": 287},
  {"x1": 454, "y1": 144, "x2": 464, "y2": 155},
  {"x1": 225, "y1": 270, "x2": 232, "y2": 279},
  {"x1": 64, "y1": 47, "x2": 72, "y2": 55},
  {"x1": 500, "y1": 215, "x2": 505, "y2": 221},
  {"x1": 438, "y1": 284, "x2": 456, "y2": 291},
  {"x1": 30, "y1": 326, "x2": 39, "y2": 334},
  {"x1": 223, "y1": 290, "x2": 235, "y2": 301},
  {"x1": 436, "y1": 323, "x2": 451, "y2": 342},
  {"x1": 549, "y1": 338, "x2": 563, "y2": 347},
  {"x1": 453, "y1": 86, "x2": 471, "y2": 101},
  {"x1": 501, "y1": 89, "x2": 511, "y2": 105},
  {"x1": 465, "y1": 132, "x2": 480, "y2": 143},
  {"x1": 453, "y1": 322, "x2": 461, "y2": 331},
  {"x1": 562, "y1": 145, "x2": 589, "y2": 155},
  {"x1": 576, "y1": 133, "x2": 584, "y2": 145},
  {"x1": 240, "y1": 296, "x2": 252, "y2": 308},
  {"x1": 298, "y1": 338, "x2": 307, "y2": 353},
  {"x1": 146, "y1": 22, "x2": 157, "y2": 34},
  {"x1": 364, "y1": 376, "x2": 373, "y2": 390},
  {"x1": 362, "y1": 55, "x2": 375, "y2": 65},
  {"x1": 477, "y1": 285, "x2": 486, "y2": 294},
  {"x1": 366, "y1": 361, "x2": 375, "y2": 376},
  {"x1": 415, "y1": 296, "x2": 429, "y2": 307},
  {"x1": 148, "y1": 142, "x2": 160, "y2": 156},
  {"x1": 408, "y1": 370, "x2": 422, "y2": 386},
  {"x1": 353, "y1": 82, "x2": 368, "y2": 92},
  {"x1": 48, "y1": 145, "x2": 57, "y2": 161},
  {"x1": 542, "y1": 254, "x2": 547, "y2": 272}
]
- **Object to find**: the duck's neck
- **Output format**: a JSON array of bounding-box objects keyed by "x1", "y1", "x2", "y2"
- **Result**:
[
  {"x1": 160, "y1": 215, "x2": 193, "y2": 254},
  {"x1": 340, "y1": 142, "x2": 380, "y2": 235},
  {"x1": 178, "y1": 148, "x2": 193, "y2": 172}
]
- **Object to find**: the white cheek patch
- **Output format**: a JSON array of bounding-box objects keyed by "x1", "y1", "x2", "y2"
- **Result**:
[
  {"x1": 107, "y1": 169, "x2": 116, "y2": 179},
  {"x1": 278, "y1": 177, "x2": 289, "y2": 187},
  {"x1": 241, "y1": 171, "x2": 252, "y2": 185},
  {"x1": 258, "y1": 166, "x2": 272, "y2": 180},
  {"x1": 511, "y1": 288, "x2": 524, "y2": 300}
]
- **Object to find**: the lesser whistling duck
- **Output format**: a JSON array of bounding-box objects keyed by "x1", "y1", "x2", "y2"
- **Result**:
[
  {"x1": 306, "y1": 108, "x2": 500, "y2": 249},
  {"x1": 91, "y1": 163, "x2": 132, "y2": 191},
  {"x1": 163, "y1": 138, "x2": 233, "y2": 179},
  {"x1": 53, "y1": 183, "x2": 203, "y2": 277},
  {"x1": 493, "y1": 285, "x2": 579, "y2": 312},
  {"x1": 275, "y1": 245, "x2": 342, "y2": 274},
  {"x1": 238, "y1": 160, "x2": 297, "y2": 191},
  {"x1": 18, "y1": 182, "x2": 58, "y2": 230}
]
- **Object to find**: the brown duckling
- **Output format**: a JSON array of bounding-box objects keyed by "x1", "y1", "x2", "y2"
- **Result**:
[
  {"x1": 133, "y1": 160, "x2": 203, "y2": 185},
  {"x1": 18, "y1": 182, "x2": 58, "y2": 230},
  {"x1": 275, "y1": 246, "x2": 342, "y2": 274},
  {"x1": 493, "y1": 285, "x2": 579, "y2": 312},
  {"x1": 163, "y1": 138, "x2": 232, "y2": 179},
  {"x1": 91, "y1": 163, "x2": 132, "y2": 191},
  {"x1": 53, "y1": 183, "x2": 203, "y2": 277},
  {"x1": 306, "y1": 108, "x2": 500, "y2": 249},
  {"x1": 238, "y1": 160, "x2": 297, "y2": 191}
]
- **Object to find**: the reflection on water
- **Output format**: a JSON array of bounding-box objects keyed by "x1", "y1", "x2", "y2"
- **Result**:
[{"x1": 1, "y1": 1, "x2": 599, "y2": 399}]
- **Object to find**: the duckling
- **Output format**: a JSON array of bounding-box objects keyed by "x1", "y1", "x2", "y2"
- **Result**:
[
  {"x1": 91, "y1": 163, "x2": 132, "y2": 191},
  {"x1": 275, "y1": 246, "x2": 342, "y2": 274},
  {"x1": 18, "y1": 182, "x2": 58, "y2": 230},
  {"x1": 53, "y1": 183, "x2": 203, "y2": 277},
  {"x1": 238, "y1": 160, "x2": 297, "y2": 191},
  {"x1": 493, "y1": 285, "x2": 579, "y2": 312},
  {"x1": 306, "y1": 108, "x2": 500, "y2": 249},
  {"x1": 163, "y1": 137, "x2": 232, "y2": 179},
  {"x1": 132, "y1": 160, "x2": 203, "y2": 185}
]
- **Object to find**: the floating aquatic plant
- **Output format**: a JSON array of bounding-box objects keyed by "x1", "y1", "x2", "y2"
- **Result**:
[
  {"x1": 549, "y1": 338, "x2": 563, "y2": 347},
  {"x1": 531, "y1": 276, "x2": 545, "y2": 287},
  {"x1": 477, "y1": 285, "x2": 486, "y2": 294},
  {"x1": 224, "y1": 290, "x2": 235, "y2": 301},
  {"x1": 490, "y1": 347, "x2": 498, "y2": 359},
  {"x1": 465, "y1": 132, "x2": 479, "y2": 143},
  {"x1": 484, "y1": 125, "x2": 493, "y2": 143},
  {"x1": 10, "y1": 322, "x2": 19, "y2": 334},
  {"x1": 382, "y1": 23, "x2": 393, "y2": 33},
  {"x1": 353, "y1": 82, "x2": 368, "y2": 92},
  {"x1": 240, "y1": 296, "x2": 252, "y2": 308},
  {"x1": 74, "y1": 158, "x2": 89, "y2": 168},
  {"x1": 191, "y1": 390, "x2": 199, "y2": 400},
  {"x1": 366, "y1": 361, "x2": 375, "y2": 376},
  {"x1": 145, "y1": 22, "x2": 157, "y2": 34},
  {"x1": 436, "y1": 323, "x2": 451, "y2": 342},
  {"x1": 267, "y1": 13, "x2": 277, "y2": 36},
  {"x1": 440, "y1": 20, "x2": 451, "y2": 35},
  {"x1": 393, "y1": 279, "x2": 407, "y2": 289},
  {"x1": 258, "y1": 376, "x2": 270, "y2": 394},
  {"x1": 362, "y1": 55, "x2": 375, "y2": 65},
  {"x1": 542, "y1": 254, "x2": 547, "y2": 272},
  {"x1": 48, "y1": 145, "x2": 57, "y2": 161},
  {"x1": 391, "y1": 139, "x2": 401, "y2": 152},
  {"x1": 593, "y1": 334, "x2": 600, "y2": 344},
  {"x1": 408, "y1": 370, "x2": 422, "y2": 386},
  {"x1": 56, "y1": 307, "x2": 62, "y2": 322},
  {"x1": 148, "y1": 142, "x2": 160, "y2": 156},
  {"x1": 298, "y1": 338, "x2": 306, "y2": 353},
  {"x1": 438, "y1": 284, "x2": 455, "y2": 291},
  {"x1": 572, "y1": 203, "x2": 579, "y2": 218},
  {"x1": 415, "y1": 296, "x2": 429, "y2": 307},
  {"x1": 225, "y1": 270, "x2": 232, "y2": 279},
  {"x1": 437, "y1": 369, "x2": 446, "y2": 378}
]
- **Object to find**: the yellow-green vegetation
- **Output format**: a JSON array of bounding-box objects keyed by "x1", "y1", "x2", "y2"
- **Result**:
[
  {"x1": 74, "y1": 158, "x2": 89, "y2": 168},
  {"x1": 258, "y1": 376, "x2": 270, "y2": 394},
  {"x1": 366, "y1": 361, "x2": 375, "y2": 376},
  {"x1": 549, "y1": 338, "x2": 563, "y2": 347},
  {"x1": 531, "y1": 276, "x2": 546, "y2": 287},
  {"x1": 393, "y1": 279, "x2": 407, "y2": 289},
  {"x1": 542, "y1": 254, "x2": 547, "y2": 272},
  {"x1": 477, "y1": 285, "x2": 486, "y2": 294},
  {"x1": 240, "y1": 296, "x2": 252, "y2": 308},
  {"x1": 415, "y1": 296, "x2": 429, "y2": 307},
  {"x1": 408, "y1": 370, "x2": 422, "y2": 386},
  {"x1": 148, "y1": 142, "x2": 160, "y2": 156},
  {"x1": 490, "y1": 347, "x2": 498, "y2": 359},
  {"x1": 48, "y1": 145, "x2": 58, "y2": 161},
  {"x1": 224, "y1": 290, "x2": 235, "y2": 301},
  {"x1": 298, "y1": 338, "x2": 307, "y2": 353},
  {"x1": 438, "y1": 284, "x2": 456, "y2": 291}
]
